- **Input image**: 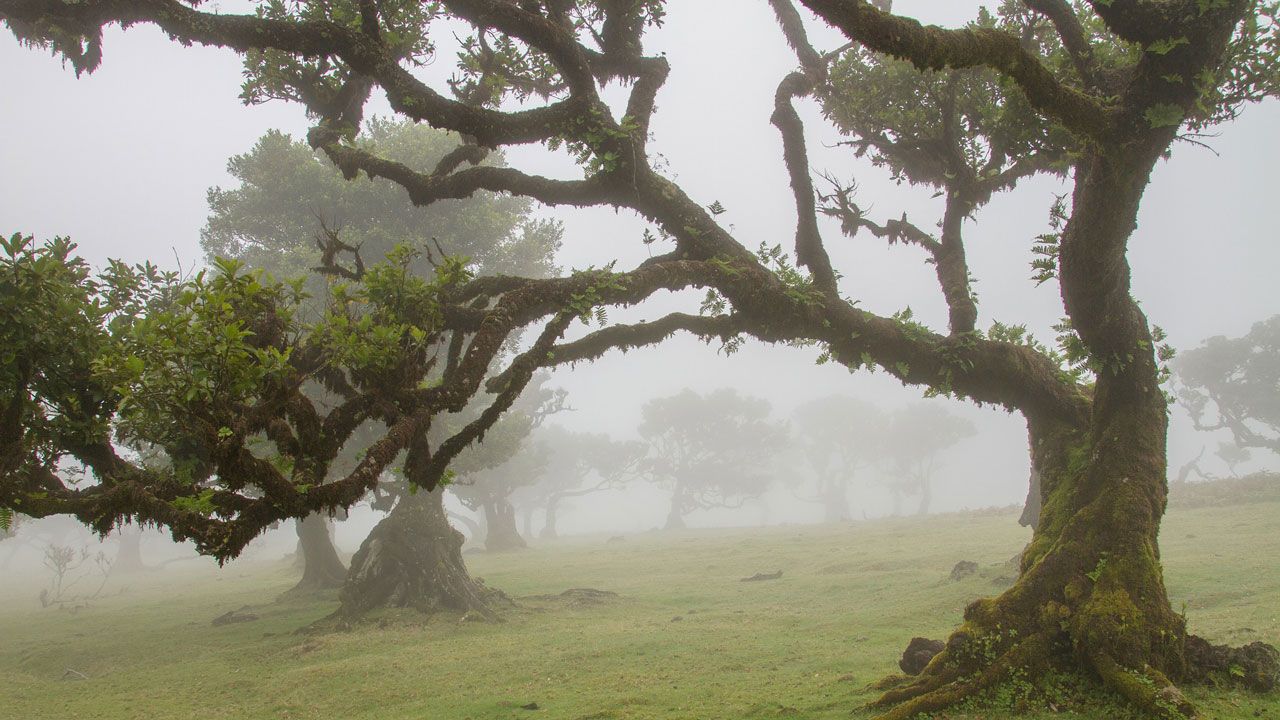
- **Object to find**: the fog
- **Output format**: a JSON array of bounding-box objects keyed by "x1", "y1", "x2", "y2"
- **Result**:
[{"x1": 1, "y1": 1, "x2": 1276, "y2": 589}]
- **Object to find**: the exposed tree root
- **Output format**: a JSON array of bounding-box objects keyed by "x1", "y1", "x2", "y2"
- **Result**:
[
  {"x1": 1092, "y1": 652, "x2": 1195, "y2": 719},
  {"x1": 870, "y1": 630, "x2": 1054, "y2": 720},
  {"x1": 868, "y1": 604, "x2": 1278, "y2": 720}
]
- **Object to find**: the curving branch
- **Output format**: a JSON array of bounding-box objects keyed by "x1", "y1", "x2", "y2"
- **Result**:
[
  {"x1": 309, "y1": 124, "x2": 620, "y2": 208},
  {"x1": 0, "y1": 0, "x2": 580, "y2": 147},
  {"x1": 772, "y1": 71, "x2": 839, "y2": 296},
  {"x1": 797, "y1": 0, "x2": 1115, "y2": 141}
]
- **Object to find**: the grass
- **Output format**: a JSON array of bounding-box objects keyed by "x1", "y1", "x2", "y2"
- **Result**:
[{"x1": 1, "y1": 500, "x2": 1277, "y2": 720}]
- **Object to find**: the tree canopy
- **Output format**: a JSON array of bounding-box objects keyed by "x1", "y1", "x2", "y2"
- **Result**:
[
  {"x1": 203, "y1": 119, "x2": 562, "y2": 291},
  {"x1": 1175, "y1": 314, "x2": 1280, "y2": 458},
  {"x1": 638, "y1": 388, "x2": 788, "y2": 529}
]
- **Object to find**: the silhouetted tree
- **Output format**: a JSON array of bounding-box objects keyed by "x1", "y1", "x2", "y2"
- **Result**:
[
  {"x1": 639, "y1": 389, "x2": 787, "y2": 530},
  {"x1": 513, "y1": 425, "x2": 645, "y2": 539},
  {"x1": 791, "y1": 396, "x2": 885, "y2": 522},
  {"x1": 881, "y1": 403, "x2": 976, "y2": 516},
  {"x1": 1175, "y1": 315, "x2": 1280, "y2": 461}
]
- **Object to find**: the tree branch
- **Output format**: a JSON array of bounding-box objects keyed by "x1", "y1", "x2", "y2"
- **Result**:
[{"x1": 797, "y1": 0, "x2": 1114, "y2": 141}]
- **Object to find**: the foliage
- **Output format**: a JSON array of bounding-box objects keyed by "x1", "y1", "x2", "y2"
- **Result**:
[
  {"x1": 4, "y1": 0, "x2": 1280, "y2": 713},
  {"x1": 0, "y1": 233, "x2": 498, "y2": 558},
  {"x1": 203, "y1": 120, "x2": 562, "y2": 299},
  {"x1": 511, "y1": 424, "x2": 646, "y2": 521}
]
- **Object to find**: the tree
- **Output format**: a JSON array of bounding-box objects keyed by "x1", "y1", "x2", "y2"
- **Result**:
[
  {"x1": 287, "y1": 513, "x2": 348, "y2": 594},
  {"x1": 1175, "y1": 315, "x2": 1280, "y2": 460},
  {"x1": 881, "y1": 403, "x2": 976, "y2": 516},
  {"x1": 448, "y1": 414, "x2": 542, "y2": 552},
  {"x1": 513, "y1": 424, "x2": 646, "y2": 539},
  {"x1": 790, "y1": 395, "x2": 886, "y2": 522},
  {"x1": 639, "y1": 389, "x2": 788, "y2": 530},
  {"x1": 447, "y1": 372, "x2": 563, "y2": 551},
  {"x1": 202, "y1": 121, "x2": 563, "y2": 595},
  {"x1": 203, "y1": 121, "x2": 563, "y2": 296},
  {"x1": 3, "y1": 1, "x2": 1278, "y2": 715}
]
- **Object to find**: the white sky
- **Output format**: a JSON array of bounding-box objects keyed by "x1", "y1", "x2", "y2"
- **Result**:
[{"x1": 1, "y1": 1, "x2": 1276, "y2": 526}]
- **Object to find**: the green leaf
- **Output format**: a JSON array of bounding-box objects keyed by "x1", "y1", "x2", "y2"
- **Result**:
[
  {"x1": 1146, "y1": 37, "x2": 1190, "y2": 56},
  {"x1": 1144, "y1": 103, "x2": 1185, "y2": 128}
]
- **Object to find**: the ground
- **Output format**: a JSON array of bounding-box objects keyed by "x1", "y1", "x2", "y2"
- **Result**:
[{"x1": 0, "y1": 497, "x2": 1276, "y2": 720}]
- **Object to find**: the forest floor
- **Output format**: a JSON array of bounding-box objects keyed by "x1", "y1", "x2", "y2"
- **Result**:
[{"x1": 0, "y1": 493, "x2": 1276, "y2": 719}]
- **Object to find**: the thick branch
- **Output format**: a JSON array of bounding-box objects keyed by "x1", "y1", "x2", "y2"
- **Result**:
[
  {"x1": 798, "y1": 0, "x2": 1114, "y2": 141},
  {"x1": 772, "y1": 72, "x2": 839, "y2": 295}
]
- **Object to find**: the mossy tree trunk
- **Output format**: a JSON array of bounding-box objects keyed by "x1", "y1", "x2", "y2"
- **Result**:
[
  {"x1": 285, "y1": 512, "x2": 347, "y2": 595},
  {"x1": 872, "y1": 144, "x2": 1208, "y2": 719},
  {"x1": 331, "y1": 434, "x2": 507, "y2": 622},
  {"x1": 334, "y1": 487, "x2": 503, "y2": 621}
]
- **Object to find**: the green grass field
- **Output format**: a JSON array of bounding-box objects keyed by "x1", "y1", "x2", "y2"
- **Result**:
[{"x1": 2, "y1": 500, "x2": 1277, "y2": 720}]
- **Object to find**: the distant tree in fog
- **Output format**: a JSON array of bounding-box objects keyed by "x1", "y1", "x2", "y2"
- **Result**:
[
  {"x1": 1175, "y1": 316, "x2": 1280, "y2": 466},
  {"x1": 203, "y1": 120, "x2": 562, "y2": 293},
  {"x1": 882, "y1": 404, "x2": 976, "y2": 516},
  {"x1": 446, "y1": 378, "x2": 563, "y2": 552},
  {"x1": 791, "y1": 396, "x2": 886, "y2": 522},
  {"x1": 639, "y1": 389, "x2": 787, "y2": 530},
  {"x1": 513, "y1": 426, "x2": 646, "y2": 539}
]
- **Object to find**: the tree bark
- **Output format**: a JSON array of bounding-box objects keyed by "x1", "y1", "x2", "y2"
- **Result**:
[
  {"x1": 481, "y1": 498, "x2": 527, "y2": 552},
  {"x1": 333, "y1": 488, "x2": 505, "y2": 621},
  {"x1": 873, "y1": 411, "x2": 1203, "y2": 718},
  {"x1": 284, "y1": 512, "x2": 347, "y2": 596},
  {"x1": 446, "y1": 510, "x2": 482, "y2": 544},
  {"x1": 872, "y1": 144, "x2": 1224, "y2": 718},
  {"x1": 1019, "y1": 424, "x2": 1043, "y2": 529}
]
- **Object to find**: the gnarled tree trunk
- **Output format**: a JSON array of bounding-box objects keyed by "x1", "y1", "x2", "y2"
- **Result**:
[
  {"x1": 334, "y1": 488, "x2": 505, "y2": 621},
  {"x1": 284, "y1": 512, "x2": 347, "y2": 596},
  {"x1": 446, "y1": 510, "x2": 482, "y2": 545},
  {"x1": 873, "y1": 138, "x2": 1279, "y2": 717},
  {"x1": 915, "y1": 476, "x2": 932, "y2": 516},
  {"x1": 874, "y1": 409, "x2": 1196, "y2": 718},
  {"x1": 520, "y1": 503, "x2": 536, "y2": 539}
]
